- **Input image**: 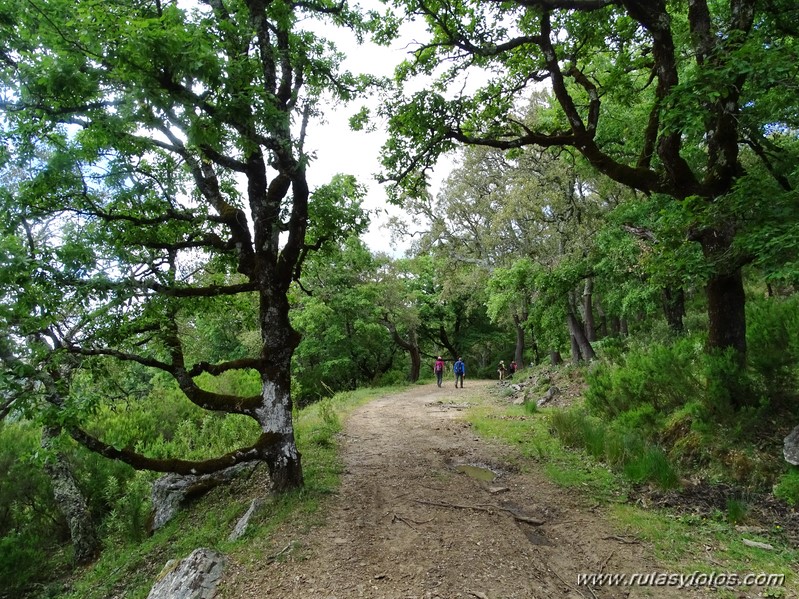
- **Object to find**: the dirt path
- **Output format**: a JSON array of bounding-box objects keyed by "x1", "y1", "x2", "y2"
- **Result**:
[{"x1": 222, "y1": 382, "x2": 713, "y2": 599}]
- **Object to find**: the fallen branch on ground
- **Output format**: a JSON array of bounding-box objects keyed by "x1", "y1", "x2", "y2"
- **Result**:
[{"x1": 414, "y1": 499, "x2": 544, "y2": 525}]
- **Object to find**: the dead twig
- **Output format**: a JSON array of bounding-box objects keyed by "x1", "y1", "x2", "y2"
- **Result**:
[
  {"x1": 599, "y1": 550, "x2": 614, "y2": 573},
  {"x1": 391, "y1": 513, "x2": 418, "y2": 531},
  {"x1": 549, "y1": 565, "x2": 595, "y2": 599},
  {"x1": 602, "y1": 535, "x2": 641, "y2": 545},
  {"x1": 265, "y1": 541, "x2": 296, "y2": 563}
]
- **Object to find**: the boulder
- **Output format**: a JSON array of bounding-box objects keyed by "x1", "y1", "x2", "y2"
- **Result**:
[
  {"x1": 150, "y1": 462, "x2": 257, "y2": 531},
  {"x1": 147, "y1": 548, "x2": 226, "y2": 599},
  {"x1": 537, "y1": 386, "x2": 560, "y2": 407},
  {"x1": 784, "y1": 424, "x2": 799, "y2": 465},
  {"x1": 228, "y1": 498, "x2": 265, "y2": 541}
]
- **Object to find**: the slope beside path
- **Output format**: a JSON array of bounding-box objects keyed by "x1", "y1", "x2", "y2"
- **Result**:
[{"x1": 220, "y1": 381, "x2": 712, "y2": 599}]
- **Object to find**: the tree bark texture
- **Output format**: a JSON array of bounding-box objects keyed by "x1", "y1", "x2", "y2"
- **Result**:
[
  {"x1": 389, "y1": 325, "x2": 422, "y2": 382},
  {"x1": 530, "y1": 331, "x2": 540, "y2": 365},
  {"x1": 258, "y1": 293, "x2": 304, "y2": 491},
  {"x1": 512, "y1": 313, "x2": 526, "y2": 367},
  {"x1": 583, "y1": 278, "x2": 596, "y2": 342},
  {"x1": 706, "y1": 269, "x2": 747, "y2": 359},
  {"x1": 568, "y1": 325, "x2": 582, "y2": 365},
  {"x1": 567, "y1": 292, "x2": 596, "y2": 362},
  {"x1": 568, "y1": 313, "x2": 597, "y2": 362},
  {"x1": 41, "y1": 426, "x2": 100, "y2": 565},
  {"x1": 662, "y1": 286, "x2": 686, "y2": 334},
  {"x1": 595, "y1": 301, "x2": 608, "y2": 338}
]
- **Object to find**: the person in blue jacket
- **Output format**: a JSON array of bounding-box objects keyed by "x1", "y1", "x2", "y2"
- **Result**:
[{"x1": 453, "y1": 357, "x2": 466, "y2": 388}]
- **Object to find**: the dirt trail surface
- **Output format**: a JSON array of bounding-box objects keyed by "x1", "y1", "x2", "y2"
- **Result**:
[{"x1": 222, "y1": 382, "x2": 713, "y2": 599}]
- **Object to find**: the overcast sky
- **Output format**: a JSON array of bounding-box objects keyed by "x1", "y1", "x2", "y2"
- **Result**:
[{"x1": 301, "y1": 9, "x2": 452, "y2": 257}]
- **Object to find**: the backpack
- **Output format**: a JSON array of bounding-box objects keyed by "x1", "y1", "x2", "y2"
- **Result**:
[
  {"x1": 454, "y1": 361, "x2": 464, "y2": 374},
  {"x1": 435, "y1": 362, "x2": 443, "y2": 373}
]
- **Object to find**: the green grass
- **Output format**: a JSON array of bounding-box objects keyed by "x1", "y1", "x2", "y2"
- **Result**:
[
  {"x1": 465, "y1": 388, "x2": 799, "y2": 597},
  {"x1": 50, "y1": 385, "x2": 397, "y2": 599},
  {"x1": 466, "y1": 403, "x2": 620, "y2": 503},
  {"x1": 611, "y1": 505, "x2": 795, "y2": 596}
]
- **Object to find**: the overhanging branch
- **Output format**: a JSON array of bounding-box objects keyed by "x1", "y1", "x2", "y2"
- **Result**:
[{"x1": 69, "y1": 426, "x2": 279, "y2": 475}]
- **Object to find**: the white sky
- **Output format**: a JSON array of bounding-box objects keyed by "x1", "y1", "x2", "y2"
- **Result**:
[{"x1": 301, "y1": 9, "x2": 453, "y2": 257}]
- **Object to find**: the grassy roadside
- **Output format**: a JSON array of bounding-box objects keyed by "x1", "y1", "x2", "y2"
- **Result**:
[
  {"x1": 465, "y1": 388, "x2": 797, "y2": 599},
  {"x1": 49, "y1": 385, "x2": 402, "y2": 599}
]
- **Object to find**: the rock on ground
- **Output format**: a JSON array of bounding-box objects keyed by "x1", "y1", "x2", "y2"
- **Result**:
[{"x1": 147, "y1": 548, "x2": 226, "y2": 599}]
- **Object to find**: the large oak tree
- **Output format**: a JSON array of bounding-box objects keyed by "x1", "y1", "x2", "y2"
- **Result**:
[
  {"x1": 0, "y1": 0, "x2": 371, "y2": 492},
  {"x1": 380, "y1": 0, "x2": 799, "y2": 363}
]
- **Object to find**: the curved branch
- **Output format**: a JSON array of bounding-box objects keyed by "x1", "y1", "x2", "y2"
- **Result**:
[
  {"x1": 69, "y1": 426, "x2": 279, "y2": 475},
  {"x1": 186, "y1": 357, "x2": 265, "y2": 378},
  {"x1": 499, "y1": 0, "x2": 615, "y2": 7},
  {"x1": 66, "y1": 346, "x2": 173, "y2": 372},
  {"x1": 742, "y1": 137, "x2": 793, "y2": 192},
  {"x1": 146, "y1": 281, "x2": 259, "y2": 297},
  {"x1": 0, "y1": 397, "x2": 17, "y2": 422}
]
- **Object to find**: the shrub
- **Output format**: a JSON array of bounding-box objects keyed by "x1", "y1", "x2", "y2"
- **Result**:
[
  {"x1": 0, "y1": 423, "x2": 69, "y2": 593},
  {"x1": 725, "y1": 497, "x2": 749, "y2": 524},
  {"x1": 622, "y1": 445, "x2": 680, "y2": 489},
  {"x1": 550, "y1": 408, "x2": 679, "y2": 489},
  {"x1": 612, "y1": 404, "x2": 660, "y2": 439},
  {"x1": 702, "y1": 349, "x2": 767, "y2": 417},
  {"x1": 746, "y1": 296, "x2": 799, "y2": 401},
  {"x1": 774, "y1": 468, "x2": 799, "y2": 506},
  {"x1": 100, "y1": 471, "x2": 153, "y2": 543},
  {"x1": 585, "y1": 337, "x2": 702, "y2": 416},
  {"x1": 0, "y1": 533, "x2": 48, "y2": 595},
  {"x1": 523, "y1": 400, "x2": 538, "y2": 415}
]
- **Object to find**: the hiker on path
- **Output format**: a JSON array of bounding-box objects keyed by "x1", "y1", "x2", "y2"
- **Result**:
[
  {"x1": 453, "y1": 357, "x2": 466, "y2": 388},
  {"x1": 434, "y1": 356, "x2": 445, "y2": 387},
  {"x1": 498, "y1": 360, "x2": 506, "y2": 381}
]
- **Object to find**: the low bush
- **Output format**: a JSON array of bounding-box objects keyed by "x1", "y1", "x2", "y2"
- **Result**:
[
  {"x1": 550, "y1": 408, "x2": 679, "y2": 489},
  {"x1": 0, "y1": 534, "x2": 48, "y2": 595},
  {"x1": 746, "y1": 295, "x2": 799, "y2": 398},
  {"x1": 585, "y1": 336, "x2": 702, "y2": 416},
  {"x1": 774, "y1": 468, "x2": 799, "y2": 506}
]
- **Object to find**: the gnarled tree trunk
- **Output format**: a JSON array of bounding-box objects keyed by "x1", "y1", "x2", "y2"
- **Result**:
[
  {"x1": 258, "y1": 292, "x2": 303, "y2": 491},
  {"x1": 706, "y1": 269, "x2": 746, "y2": 358},
  {"x1": 512, "y1": 313, "x2": 526, "y2": 367},
  {"x1": 387, "y1": 322, "x2": 422, "y2": 382},
  {"x1": 583, "y1": 278, "x2": 596, "y2": 342},
  {"x1": 694, "y1": 227, "x2": 747, "y2": 362},
  {"x1": 41, "y1": 425, "x2": 99, "y2": 565},
  {"x1": 567, "y1": 292, "x2": 596, "y2": 362},
  {"x1": 662, "y1": 286, "x2": 686, "y2": 334}
]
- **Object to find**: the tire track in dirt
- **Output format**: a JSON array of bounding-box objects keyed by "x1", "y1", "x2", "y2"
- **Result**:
[{"x1": 222, "y1": 381, "x2": 714, "y2": 599}]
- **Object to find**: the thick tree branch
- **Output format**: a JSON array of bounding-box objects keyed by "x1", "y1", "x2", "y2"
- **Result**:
[
  {"x1": 688, "y1": 0, "x2": 714, "y2": 65},
  {"x1": 502, "y1": 0, "x2": 616, "y2": 7},
  {"x1": 66, "y1": 346, "x2": 173, "y2": 372},
  {"x1": 742, "y1": 136, "x2": 793, "y2": 192},
  {"x1": 69, "y1": 427, "x2": 278, "y2": 475},
  {"x1": 621, "y1": 223, "x2": 657, "y2": 243},
  {"x1": 186, "y1": 358, "x2": 265, "y2": 378},
  {"x1": 0, "y1": 397, "x2": 17, "y2": 422}
]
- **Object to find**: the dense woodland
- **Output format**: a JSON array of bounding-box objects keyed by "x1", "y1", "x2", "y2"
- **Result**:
[{"x1": 1, "y1": 0, "x2": 798, "y2": 595}]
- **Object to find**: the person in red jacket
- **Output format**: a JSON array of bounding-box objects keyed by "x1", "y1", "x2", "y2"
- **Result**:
[{"x1": 433, "y1": 356, "x2": 445, "y2": 387}]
